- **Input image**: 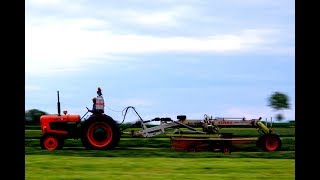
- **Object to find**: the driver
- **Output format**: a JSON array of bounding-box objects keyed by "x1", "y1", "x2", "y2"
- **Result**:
[
  {"x1": 96, "y1": 87, "x2": 105, "y2": 114},
  {"x1": 88, "y1": 97, "x2": 98, "y2": 114}
]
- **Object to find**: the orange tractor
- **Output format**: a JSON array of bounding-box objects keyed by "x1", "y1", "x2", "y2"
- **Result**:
[{"x1": 40, "y1": 91, "x2": 121, "y2": 150}]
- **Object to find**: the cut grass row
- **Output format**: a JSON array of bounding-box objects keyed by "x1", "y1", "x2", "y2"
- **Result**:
[
  {"x1": 25, "y1": 127, "x2": 295, "y2": 139},
  {"x1": 25, "y1": 136, "x2": 295, "y2": 159},
  {"x1": 25, "y1": 137, "x2": 295, "y2": 151}
]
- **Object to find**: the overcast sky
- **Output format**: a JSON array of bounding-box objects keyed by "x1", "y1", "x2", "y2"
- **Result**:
[{"x1": 25, "y1": 0, "x2": 295, "y2": 123}]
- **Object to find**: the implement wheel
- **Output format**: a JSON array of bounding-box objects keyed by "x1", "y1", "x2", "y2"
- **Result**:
[
  {"x1": 186, "y1": 145, "x2": 197, "y2": 152},
  {"x1": 223, "y1": 147, "x2": 231, "y2": 154},
  {"x1": 81, "y1": 115, "x2": 120, "y2": 150},
  {"x1": 258, "y1": 134, "x2": 282, "y2": 151}
]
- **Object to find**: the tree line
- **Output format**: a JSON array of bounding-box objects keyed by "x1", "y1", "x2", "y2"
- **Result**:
[{"x1": 25, "y1": 92, "x2": 291, "y2": 125}]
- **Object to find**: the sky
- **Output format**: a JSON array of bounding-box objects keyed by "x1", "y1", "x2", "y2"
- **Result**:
[{"x1": 25, "y1": 0, "x2": 295, "y2": 124}]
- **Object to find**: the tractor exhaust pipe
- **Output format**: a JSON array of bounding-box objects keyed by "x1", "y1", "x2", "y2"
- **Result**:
[{"x1": 57, "y1": 91, "x2": 61, "y2": 116}]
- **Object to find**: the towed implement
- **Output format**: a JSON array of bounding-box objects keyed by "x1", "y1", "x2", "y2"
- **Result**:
[
  {"x1": 128, "y1": 113, "x2": 281, "y2": 153},
  {"x1": 169, "y1": 115, "x2": 282, "y2": 153}
]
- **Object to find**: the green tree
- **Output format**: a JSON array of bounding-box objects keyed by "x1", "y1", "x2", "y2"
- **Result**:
[
  {"x1": 268, "y1": 92, "x2": 290, "y2": 121},
  {"x1": 25, "y1": 109, "x2": 48, "y2": 125}
]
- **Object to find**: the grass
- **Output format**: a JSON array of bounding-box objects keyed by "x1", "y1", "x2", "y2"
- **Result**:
[
  {"x1": 25, "y1": 127, "x2": 295, "y2": 139},
  {"x1": 25, "y1": 136, "x2": 295, "y2": 152},
  {"x1": 26, "y1": 155, "x2": 295, "y2": 180},
  {"x1": 25, "y1": 125, "x2": 295, "y2": 179},
  {"x1": 25, "y1": 146, "x2": 295, "y2": 159}
]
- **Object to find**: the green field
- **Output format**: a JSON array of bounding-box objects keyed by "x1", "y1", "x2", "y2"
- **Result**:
[
  {"x1": 25, "y1": 125, "x2": 295, "y2": 179},
  {"x1": 26, "y1": 155, "x2": 294, "y2": 180},
  {"x1": 25, "y1": 127, "x2": 295, "y2": 138}
]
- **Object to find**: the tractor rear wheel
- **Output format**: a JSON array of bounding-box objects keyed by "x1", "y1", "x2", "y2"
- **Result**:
[
  {"x1": 81, "y1": 115, "x2": 120, "y2": 150},
  {"x1": 40, "y1": 134, "x2": 64, "y2": 150}
]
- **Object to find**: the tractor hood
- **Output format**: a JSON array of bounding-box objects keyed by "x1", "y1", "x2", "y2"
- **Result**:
[{"x1": 40, "y1": 114, "x2": 81, "y2": 122}]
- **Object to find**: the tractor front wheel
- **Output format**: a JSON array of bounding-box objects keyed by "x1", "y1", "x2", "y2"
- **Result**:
[{"x1": 40, "y1": 134, "x2": 64, "y2": 150}]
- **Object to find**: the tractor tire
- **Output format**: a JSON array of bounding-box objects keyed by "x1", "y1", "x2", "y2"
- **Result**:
[
  {"x1": 40, "y1": 133, "x2": 64, "y2": 150},
  {"x1": 80, "y1": 114, "x2": 121, "y2": 150},
  {"x1": 257, "y1": 134, "x2": 282, "y2": 151}
]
